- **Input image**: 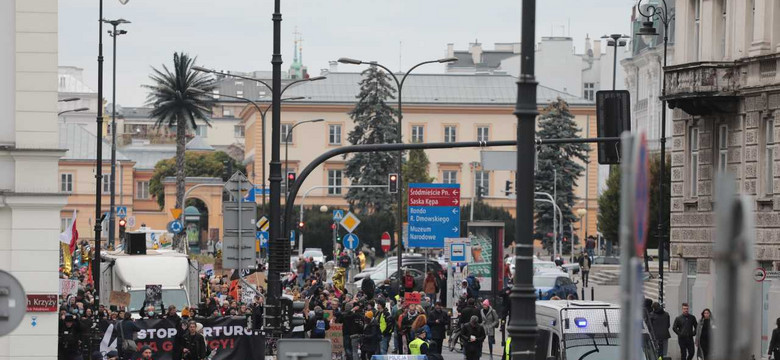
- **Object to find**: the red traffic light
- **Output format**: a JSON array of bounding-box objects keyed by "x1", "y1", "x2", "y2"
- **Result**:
[
  {"x1": 118, "y1": 219, "x2": 127, "y2": 227},
  {"x1": 389, "y1": 174, "x2": 397, "y2": 181},
  {"x1": 298, "y1": 221, "x2": 305, "y2": 229},
  {"x1": 330, "y1": 223, "x2": 336, "y2": 230},
  {"x1": 287, "y1": 173, "x2": 295, "y2": 180}
]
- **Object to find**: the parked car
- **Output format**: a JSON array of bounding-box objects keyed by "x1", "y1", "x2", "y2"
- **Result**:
[
  {"x1": 302, "y1": 248, "x2": 325, "y2": 264},
  {"x1": 355, "y1": 267, "x2": 426, "y2": 292},
  {"x1": 592, "y1": 256, "x2": 620, "y2": 265},
  {"x1": 354, "y1": 256, "x2": 441, "y2": 281},
  {"x1": 533, "y1": 260, "x2": 559, "y2": 274},
  {"x1": 561, "y1": 263, "x2": 580, "y2": 275},
  {"x1": 533, "y1": 272, "x2": 578, "y2": 300}
]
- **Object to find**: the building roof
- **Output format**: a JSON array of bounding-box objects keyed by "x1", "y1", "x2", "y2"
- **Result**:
[
  {"x1": 186, "y1": 135, "x2": 215, "y2": 151},
  {"x1": 215, "y1": 72, "x2": 591, "y2": 106},
  {"x1": 448, "y1": 50, "x2": 518, "y2": 71},
  {"x1": 118, "y1": 136, "x2": 215, "y2": 170},
  {"x1": 59, "y1": 123, "x2": 129, "y2": 161}
]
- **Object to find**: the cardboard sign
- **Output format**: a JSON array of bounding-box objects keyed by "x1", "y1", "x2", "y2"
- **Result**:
[
  {"x1": 110, "y1": 291, "x2": 131, "y2": 307},
  {"x1": 145, "y1": 284, "x2": 162, "y2": 309},
  {"x1": 326, "y1": 322, "x2": 344, "y2": 360},
  {"x1": 404, "y1": 292, "x2": 421, "y2": 304},
  {"x1": 27, "y1": 294, "x2": 58, "y2": 312},
  {"x1": 59, "y1": 279, "x2": 79, "y2": 296}
]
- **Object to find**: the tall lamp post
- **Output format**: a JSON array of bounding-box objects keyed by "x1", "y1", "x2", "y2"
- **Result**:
[
  {"x1": 192, "y1": 65, "x2": 322, "y2": 208},
  {"x1": 601, "y1": 34, "x2": 630, "y2": 90},
  {"x1": 58, "y1": 107, "x2": 90, "y2": 117},
  {"x1": 104, "y1": 18, "x2": 129, "y2": 248},
  {"x1": 636, "y1": 0, "x2": 671, "y2": 305},
  {"x1": 337, "y1": 56, "x2": 457, "y2": 292}
]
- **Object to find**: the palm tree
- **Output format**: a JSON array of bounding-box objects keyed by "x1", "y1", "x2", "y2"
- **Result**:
[{"x1": 144, "y1": 52, "x2": 215, "y2": 251}]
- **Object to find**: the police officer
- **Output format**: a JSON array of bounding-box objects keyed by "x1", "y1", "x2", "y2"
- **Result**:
[{"x1": 409, "y1": 328, "x2": 429, "y2": 355}]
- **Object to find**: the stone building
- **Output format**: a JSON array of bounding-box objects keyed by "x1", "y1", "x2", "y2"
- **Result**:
[{"x1": 665, "y1": 0, "x2": 780, "y2": 356}]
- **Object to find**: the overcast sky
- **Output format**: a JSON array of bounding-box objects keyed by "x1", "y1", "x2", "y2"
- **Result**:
[{"x1": 59, "y1": 0, "x2": 635, "y2": 107}]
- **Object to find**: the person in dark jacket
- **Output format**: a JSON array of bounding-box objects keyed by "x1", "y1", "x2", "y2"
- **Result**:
[
  {"x1": 307, "y1": 307, "x2": 330, "y2": 339},
  {"x1": 361, "y1": 276, "x2": 376, "y2": 300},
  {"x1": 577, "y1": 252, "x2": 592, "y2": 287},
  {"x1": 118, "y1": 313, "x2": 141, "y2": 360},
  {"x1": 460, "y1": 316, "x2": 487, "y2": 360},
  {"x1": 768, "y1": 317, "x2": 780, "y2": 360},
  {"x1": 459, "y1": 298, "x2": 480, "y2": 327},
  {"x1": 59, "y1": 314, "x2": 83, "y2": 360},
  {"x1": 649, "y1": 302, "x2": 671, "y2": 357},
  {"x1": 361, "y1": 311, "x2": 381, "y2": 360},
  {"x1": 695, "y1": 308, "x2": 713, "y2": 360},
  {"x1": 672, "y1": 303, "x2": 698, "y2": 360},
  {"x1": 182, "y1": 320, "x2": 206, "y2": 360},
  {"x1": 427, "y1": 301, "x2": 449, "y2": 354}
]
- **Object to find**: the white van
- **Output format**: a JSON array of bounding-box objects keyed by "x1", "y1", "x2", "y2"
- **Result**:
[{"x1": 534, "y1": 300, "x2": 660, "y2": 360}]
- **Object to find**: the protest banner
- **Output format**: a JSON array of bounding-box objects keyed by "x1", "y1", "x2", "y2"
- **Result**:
[
  {"x1": 404, "y1": 292, "x2": 421, "y2": 304},
  {"x1": 109, "y1": 291, "x2": 131, "y2": 308},
  {"x1": 59, "y1": 279, "x2": 79, "y2": 296}
]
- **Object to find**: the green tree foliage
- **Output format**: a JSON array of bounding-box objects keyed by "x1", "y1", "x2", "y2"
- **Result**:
[
  {"x1": 149, "y1": 151, "x2": 245, "y2": 209},
  {"x1": 597, "y1": 165, "x2": 620, "y2": 249},
  {"x1": 534, "y1": 98, "x2": 590, "y2": 253},
  {"x1": 402, "y1": 149, "x2": 435, "y2": 216},
  {"x1": 144, "y1": 53, "x2": 215, "y2": 249},
  {"x1": 296, "y1": 206, "x2": 396, "y2": 259},
  {"x1": 344, "y1": 65, "x2": 399, "y2": 214},
  {"x1": 648, "y1": 154, "x2": 671, "y2": 251}
]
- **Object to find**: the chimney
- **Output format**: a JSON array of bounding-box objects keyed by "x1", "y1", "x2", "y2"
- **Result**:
[
  {"x1": 593, "y1": 39, "x2": 602, "y2": 59},
  {"x1": 470, "y1": 41, "x2": 483, "y2": 65},
  {"x1": 329, "y1": 60, "x2": 339, "y2": 73},
  {"x1": 446, "y1": 43, "x2": 454, "y2": 58}
]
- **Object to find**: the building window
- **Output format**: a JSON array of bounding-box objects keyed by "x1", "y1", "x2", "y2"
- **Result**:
[
  {"x1": 281, "y1": 124, "x2": 293, "y2": 143},
  {"x1": 61, "y1": 217, "x2": 73, "y2": 233},
  {"x1": 719, "y1": 0, "x2": 728, "y2": 59},
  {"x1": 411, "y1": 125, "x2": 424, "y2": 143},
  {"x1": 236, "y1": 90, "x2": 244, "y2": 98},
  {"x1": 717, "y1": 124, "x2": 728, "y2": 173},
  {"x1": 444, "y1": 126, "x2": 457, "y2": 143},
  {"x1": 102, "y1": 174, "x2": 110, "y2": 194},
  {"x1": 442, "y1": 170, "x2": 458, "y2": 184},
  {"x1": 765, "y1": 119, "x2": 775, "y2": 195},
  {"x1": 583, "y1": 82, "x2": 595, "y2": 101},
  {"x1": 693, "y1": 0, "x2": 701, "y2": 61},
  {"x1": 328, "y1": 170, "x2": 343, "y2": 195},
  {"x1": 212, "y1": 90, "x2": 220, "y2": 99},
  {"x1": 195, "y1": 125, "x2": 208, "y2": 137},
  {"x1": 234, "y1": 125, "x2": 245, "y2": 138},
  {"x1": 329, "y1": 124, "x2": 342, "y2": 145},
  {"x1": 60, "y1": 173, "x2": 73, "y2": 192},
  {"x1": 477, "y1": 126, "x2": 489, "y2": 142},
  {"x1": 689, "y1": 127, "x2": 699, "y2": 197},
  {"x1": 686, "y1": 259, "x2": 698, "y2": 308},
  {"x1": 475, "y1": 170, "x2": 490, "y2": 196},
  {"x1": 136, "y1": 181, "x2": 150, "y2": 199},
  {"x1": 222, "y1": 108, "x2": 233, "y2": 117}
]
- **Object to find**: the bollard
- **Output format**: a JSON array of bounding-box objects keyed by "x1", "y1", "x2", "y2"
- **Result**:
[
  {"x1": 538, "y1": 289, "x2": 542, "y2": 300},
  {"x1": 581, "y1": 287, "x2": 584, "y2": 300},
  {"x1": 591, "y1": 287, "x2": 595, "y2": 300}
]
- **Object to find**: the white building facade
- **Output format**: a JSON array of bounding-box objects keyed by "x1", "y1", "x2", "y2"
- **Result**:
[
  {"x1": 664, "y1": 0, "x2": 780, "y2": 358},
  {"x1": 0, "y1": 1, "x2": 67, "y2": 360}
]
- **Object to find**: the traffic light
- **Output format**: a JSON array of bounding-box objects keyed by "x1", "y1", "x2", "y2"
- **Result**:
[
  {"x1": 505, "y1": 180, "x2": 513, "y2": 196},
  {"x1": 279, "y1": 298, "x2": 307, "y2": 333},
  {"x1": 286, "y1": 172, "x2": 296, "y2": 194},
  {"x1": 118, "y1": 218, "x2": 127, "y2": 241},
  {"x1": 298, "y1": 221, "x2": 305, "y2": 230},
  {"x1": 388, "y1": 173, "x2": 399, "y2": 193},
  {"x1": 476, "y1": 185, "x2": 485, "y2": 201}
]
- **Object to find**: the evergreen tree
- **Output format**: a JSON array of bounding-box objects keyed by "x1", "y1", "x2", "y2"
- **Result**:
[
  {"x1": 401, "y1": 149, "x2": 434, "y2": 215},
  {"x1": 344, "y1": 66, "x2": 399, "y2": 214},
  {"x1": 597, "y1": 165, "x2": 620, "y2": 251},
  {"x1": 534, "y1": 98, "x2": 590, "y2": 253}
]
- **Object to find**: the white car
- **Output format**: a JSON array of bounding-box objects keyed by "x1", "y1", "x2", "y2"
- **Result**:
[
  {"x1": 302, "y1": 248, "x2": 326, "y2": 264},
  {"x1": 533, "y1": 260, "x2": 559, "y2": 274}
]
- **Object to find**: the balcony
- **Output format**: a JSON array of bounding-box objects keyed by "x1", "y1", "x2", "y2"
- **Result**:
[
  {"x1": 118, "y1": 133, "x2": 193, "y2": 146},
  {"x1": 662, "y1": 61, "x2": 739, "y2": 116}
]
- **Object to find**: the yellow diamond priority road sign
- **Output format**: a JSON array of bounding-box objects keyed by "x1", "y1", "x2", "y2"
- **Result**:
[{"x1": 339, "y1": 211, "x2": 361, "y2": 233}]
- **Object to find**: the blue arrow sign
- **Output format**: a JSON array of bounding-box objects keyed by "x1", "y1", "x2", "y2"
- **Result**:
[
  {"x1": 343, "y1": 233, "x2": 360, "y2": 250},
  {"x1": 257, "y1": 231, "x2": 269, "y2": 249},
  {"x1": 116, "y1": 206, "x2": 127, "y2": 219},
  {"x1": 407, "y1": 183, "x2": 461, "y2": 248},
  {"x1": 167, "y1": 220, "x2": 183, "y2": 234},
  {"x1": 333, "y1": 210, "x2": 344, "y2": 221}
]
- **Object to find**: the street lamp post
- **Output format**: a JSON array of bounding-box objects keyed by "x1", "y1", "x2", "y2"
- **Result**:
[
  {"x1": 58, "y1": 107, "x2": 90, "y2": 116},
  {"x1": 601, "y1": 34, "x2": 630, "y2": 91},
  {"x1": 192, "y1": 65, "x2": 321, "y2": 208},
  {"x1": 636, "y1": 0, "x2": 671, "y2": 306},
  {"x1": 576, "y1": 208, "x2": 587, "y2": 257},
  {"x1": 284, "y1": 119, "x2": 324, "y2": 193},
  {"x1": 337, "y1": 56, "x2": 457, "y2": 293},
  {"x1": 104, "y1": 18, "x2": 129, "y2": 249}
]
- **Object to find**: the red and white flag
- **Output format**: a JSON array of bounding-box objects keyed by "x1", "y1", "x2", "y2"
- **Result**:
[{"x1": 59, "y1": 209, "x2": 78, "y2": 253}]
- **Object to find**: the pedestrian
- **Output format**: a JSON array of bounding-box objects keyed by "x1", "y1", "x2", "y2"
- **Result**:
[
  {"x1": 423, "y1": 271, "x2": 438, "y2": 302},
  {"x1": 118, "y1": 312, "x2": 140, "y2": 360},
  {"x1": 695, "y1": 308, "x2": 713, "y2": 360},
  {"x1": 376, "y1": 301, "x2": 393, "y2": 354},
  {"x1": 402, "y1": 270, "x2": 416, "y2": 295},
  {"x1": 138, "y1": 346, "x2": 154, "y2": 360},
  {"x1": 460, "y1": 315, "x2": 487, "y2": 360},
  {"x1": 577, "y1": 251, "x2": 592, "y2": 287},
  {"x1": 182, "y1": 320, "x2": 206, "y2": 360},
  {"x1": 361, "y1": 311, "x2": 381, "y2": 360},
  {"x1": 58, "y1": 314, "x2": 83, "y2": 360},
  {"x1": 409, "y1": 328, "x2": 430, "y2": 355},
  {"x1": 649, "y1": 302, "x2": 671, "y2": 357},
  {"x1": 768, "y1": 317, "x2": 780, "y2": 360},
  {"x1": 427, "y1": 301, "x2": 448, "y2": 354},
  {"x1": 361, "y1": 274, "x2": 375, "y2": 300},
  {"x1": 672, "y1": 302, "x2": 698, "y2": 360},
  {"x1": 357, "y1": 251, "x2": 366, "y2": 271},
  {"x1": 106, "y1": 351, "x2": 119, "y2": 360},
  {"x1": 480, "y1": 300, "x2": 499, "y2": 359},
  {"x1": 308, "y1": 307, "x2": 330, "y2": 339},
  {"x1": 459, "y1": 298, "x2": 479, "y2": 327}
]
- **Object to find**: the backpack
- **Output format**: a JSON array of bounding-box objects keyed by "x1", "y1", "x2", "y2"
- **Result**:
[
  {"x1": 313, "y1": 319, "x2": 326, "y2": 336},
  {"x1": 468, "y1": 275, "x2": 481, "y2": 291},
  {"x1": 404, "y1": 275, "x2": 414, "y2": 289}
]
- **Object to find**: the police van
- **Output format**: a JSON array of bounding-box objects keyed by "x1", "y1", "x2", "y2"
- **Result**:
[{"x1": 533, "y1": 300, "x2": 661, "y2": 360}]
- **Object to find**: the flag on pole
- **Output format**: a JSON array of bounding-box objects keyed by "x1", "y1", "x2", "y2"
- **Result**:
[{"x1": 59, "y1": 210, "x2": 78, "y2": 253}]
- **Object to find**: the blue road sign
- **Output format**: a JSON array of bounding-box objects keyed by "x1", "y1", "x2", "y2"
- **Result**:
[
  {"x1": 116, "y1": 206, "x2": 127, "y2": 219},
  {"x1": 257, "y1": 231, "x2": 269, "y2": 249},
  {"x1": 333, "y1": 210, "x2": 344, "y2": 221},
  {"x1": 407, "y1": 183, "x2": 461, "y2": 248},
  {"x1": 450, "y1": 243, "x2": 466, "y2": 262},
  {"x1": 167, "y1": 220, "x2": 183, "y2": 234},
  {"x1": 343, "y1": 233, "x2": 359, "y2": 250},
  {"x1": 242, "y1": 187, "x2": 255, "y2": 202},
  {"x1": 290, "y1": 230, "x2": 296, "y2": 247},
  {"x1": 255, "y1": 185, "x2": 270, "y2": 195}
]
